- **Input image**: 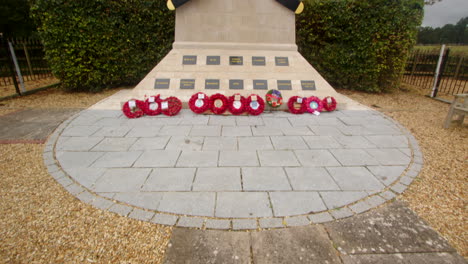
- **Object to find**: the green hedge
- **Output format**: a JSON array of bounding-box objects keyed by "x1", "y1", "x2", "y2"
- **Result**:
[
  {"x1": 31, "y1": 0, "x2": 174, "y2": 92},
  {"x1": 297, "y1": 0, "x2": 424, "y2": 92}
]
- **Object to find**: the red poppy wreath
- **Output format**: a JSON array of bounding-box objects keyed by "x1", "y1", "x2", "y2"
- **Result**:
[
  {"x1": 142, "y1": 95, "x2": 162, "y2": 116},
  {"x1": 305, "y1": 96, "x2": 324, "y2": 114},
  {"x1": 246, "y1": 94, "x2": 265, "y2": 116},
  {"x1": 228, "y1": 93, "x2": 247, "y2": 115},
  {"x1": 209, "y1": 93, "x2": 229, "y2": 115},
  {"x1": 287, "y1": 96, "x2": 307, "y2": 114},
  {"x1": 322, "y1": 96, "x2": 337, "y2": 112},
  {"x1": 161, "y1": 96, "x2": 182, "y2": 116},
  {"x1": 189, "y1": 92, "x2": 210, "y2": 114},
  {"x1": 122, "y1": 99, "x2": 146, "y2": 119}
]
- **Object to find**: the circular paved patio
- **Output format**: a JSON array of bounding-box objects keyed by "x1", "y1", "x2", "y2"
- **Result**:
[{"x1": 43, "y1": 108, "x2": 423, "y2": 230}]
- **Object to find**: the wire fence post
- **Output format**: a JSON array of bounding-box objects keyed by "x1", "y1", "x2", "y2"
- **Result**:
[
  {"x1": 8, "y1": 40, "x2": 26, "y2": 94},
  {"x1": 430, "y1": 44, "x2": 446, "y2": 98}
]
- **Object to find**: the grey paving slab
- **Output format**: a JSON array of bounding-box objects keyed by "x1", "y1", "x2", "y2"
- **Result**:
[
  {"x1": 270, "y1": 136, "x2": 308, "y2": 150},
  {"x1": 284, "y1": 216, "x2": 310, "y2": 226},
  {"x1": 129, "y1": 137, "x2": 170, "y2": 150},
  {"x1": 235, "y1": 116, "x2": 264, "y2": 126},
  {"x1": 366, "y1": 149, "x2": 411, "y2": 165},
  {"x1": 202, "y1": 136, "x2": 237, "y2": 150},
  {"x1": 262, "y1": 117, "x2": 292, "y2": 127},
  {"x1": 288, "y1": 116, "x2": 318, "y2": 126},
  {"x1": 91, "y1": 138, "x2": 137, "y2": 152},
  {"x1": 92, "y1": 126, "x2": 132, "y2": 137},
  {"x1": 238, "y1": 136, "x2": 273, "y2": 150},
  {"x1": 330, "y1": 149, "x2": 379, "y2": 166},
  {"x1": 92, "y1": 168, "x2": 151, "y2": 192},
  {"x1": 128, "y1": 208, "x2": 155, "y2": 221},
  {"x1": 380, "y1": 190, "x2": 397, "y2": 200},
  {"x1": 367, "y1": 166, "x2": 406, "y2": 186},
  {"x1": 208, "y1": 115, "x2": 236, "y2": 126},
  {"x1": 176, "y1": 151, "x2": 218, "y2": 167},
  {"x1": 158, "y1": 192, "x2": 215, "y2": 216},
  {"x1": 364, "y1": 124, "x2": 402, "y2": 135},
  {"x1": 259, "y1": 218, "x2": 284, "y2": 229},
  {"x1": 159, "y1": 125, "x2": 192, "y2": 136},
  {"x1": 320, "y1": 191, "x2": 368, "y2": 209},
  {"x1": 251, "y1": 126, "x2": 284, "y2": 136},
  {"x1": 222, "y1": 126, "x2": 252, "y2": 136},
  {"x1": 366, "y1": 135, "x2": 408, "y2": 148},
  {"x1": 242, "y1": 167, "x2": 291, "y2": 191},
  {"x1": 326, "y1": 201, "x2": 455, "y2": 254},
  {"x1": 113, "y1": 192, "x2": 164, "y2": 211},
  {"x1": 327, "y1": 167, "x2": 385, "y2": 191},
  {"x1": 391, "y1": 183, "x2": 408, "y2": 194},
  {"x1": 163, "y1": 228, "x2": 251, "y2": 264},
  {"x1": 94, "y1": 117, "x2": 127, "y2": 126},
  {"x1": 308, "y1": 212, "x2": 334, "y2": 223},
  {"x1": 142, "y1": 168, "x2": 196, "y2": 191},
  {"x1": 165, "y1": 136, "x2": 204, "y2": 150},
  {"x1": 285, "y1": 167, "x2": 340, "y2": 191},
  {"x1": 270, "y1": 192, "x2": 326, "y2": 216},
  {"x1": 91, "y1": 151, "x2": 142, "y2": 168},
  {"x1": 251, "y1": 226, "x2": 342, "y2": 264},
  {"x1": 151, "y1": 213, "x2": 178, "y2": 225},
  {"x1": 315, "y1": 117, "x2": 343, "y2": 126},
  {"x1": 341, "y1": 252, "x2": 467, "y2": 264},
  {"x1": 232, "y1": 219, "x2": 257, "y2": 230},
  {"x1": 56, "y1": 137, "x2": 103, "y2": 151},
  {"x1": 192, "y1": 168, "x2": 241, "y2": 191},
  {"x1": 302, "y1": 135, "x2": 342, "y2": 149},
  {"x1": 334, "y1": 135, "x2": 376, "y2": 149},
  {"x1": 108, "y1": 203, "x2": 132, "y2": 216},
  {"x1": 219, "y1": 150, "x2": 259, "y2": 167},
  {"x1": 189, "y1": 125, "x2": 221, "y2": 136},
  {"x1": 179, "y1": 116, "x2": 209, "y2": 125},
  {"x1": 330, "y1": 207, "x2": 354, "y2": 219},
  {"x1": 66, "y1": 168, "x2": 106, "y2": 189},
  {"x1": 56, "y1": 151, "x2": 104, "y2": 168},
  {"x1": 133, "y1": 150, "x2": 180, "y2": 167},
  {"x1": 258, "y1": 150, "x2": 300, "y2": 166},
  {"x1": 280, "y1": 126, "x2": 314, "y2": 136},
  {"x1": 62, "y1": 125, "x2": 101, "y2": 137},
  {"x1": 205, "y1": 219, "x2": 231, "y2": 229},
  {"x1": 125, "y1": 126, "x2": 161, "y2": 137},
  {"x1": 308, "y1": 126, "x2": 343, "y2": 136},
  {"x1": 295, "y1": 150, "x2": 341, "y2": 166},
  {"x1": 216, "y1": 192, "x2": 273, "y2": 217},
  {"x1": 177, "y1": 217, "x2": 204, "y2": 228}
]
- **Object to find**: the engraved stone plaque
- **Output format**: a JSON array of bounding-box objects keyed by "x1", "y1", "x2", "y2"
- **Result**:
[
  {"x1": 229, "y1": 56, "x2": 243, "y2": 66},
  {"x1": 277, "y1": 80, "x2": 292, "y2": 90},
  {"x1": 252, "y1": 56, "x2": 266, "y2": 66},
  {"x1": 301, "y1": 80, "x2": 316, "y2": 90},
  {"x1": 206, "y1": 56, "x2": 220, "y2": 65},
  {"x1": 205, "y1": 79, "x2": 220, "y2": 89},
  {"x1": 183, "y1": 55, "x2": 197, "y2": 65},
  {"x1": 229, "y1": 79, "x2": 244, "y2": 90},
  {"x1": 253, "y1": 80, "x2": 268, "y2": 90},
  {"x1": 154, "y1": 79, "x2": 170, "y2": 89},
  {"x1": 275, "y1": 57, "x2": 289, "y2": 66},
  {"x1": 180, "y1": 79, "x2": 195, "y2": 89}
]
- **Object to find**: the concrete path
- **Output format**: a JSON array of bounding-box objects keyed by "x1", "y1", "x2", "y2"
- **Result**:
[
  {"x1": 163, "y1": 202, "x2": 466, "y2": 264},
  {"x1": 44, "y1": 108, "x2": 423, "y2": 229}
]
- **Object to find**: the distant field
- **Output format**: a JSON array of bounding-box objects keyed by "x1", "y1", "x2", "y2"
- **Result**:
[{"x1": 414, "y1": 45, "x2": 468, "y2": 54}]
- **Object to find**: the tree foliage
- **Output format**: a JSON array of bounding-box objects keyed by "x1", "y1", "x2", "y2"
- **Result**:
[
  {"x1": 417, "y1": 17, "x2": 468, "y2": 44},
  {"x1": 0, "y1": 0, "x2": 36, "y2": 37},
  {"x1": 31, "y1": 0, "x2": 174, "y2": 92},
  {"x1": 297, "y1": 0, "x2": 424, "y2": 92}
]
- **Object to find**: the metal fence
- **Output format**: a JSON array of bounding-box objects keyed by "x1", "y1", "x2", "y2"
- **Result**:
[
  {"x1": 402, "y1": 47, "x2": 467, "y2": 100},
  {"x1": 0, "y1": 36, "x2": 54, "y2": 95}
]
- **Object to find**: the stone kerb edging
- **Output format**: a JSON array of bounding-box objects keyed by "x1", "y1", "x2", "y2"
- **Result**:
[{"x1": 42, "y1": 109, "x2": 424, "y2": 231}]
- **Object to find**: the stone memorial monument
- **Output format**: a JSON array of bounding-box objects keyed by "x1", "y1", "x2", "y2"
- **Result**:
[{"x1": 105, "y1": 0, "x2": 342, "y2": 109}]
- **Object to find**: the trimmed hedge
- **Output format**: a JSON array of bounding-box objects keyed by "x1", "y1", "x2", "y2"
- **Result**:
[
  {"x1": 32, "y1": 0, "x2": 423, "y2": 92},
  {"x1": 297, "y1": 0, "x2": 424, "y2": 92},
  {"x1": 31, "y1": 0, "x2": 174, "y2": 92}
]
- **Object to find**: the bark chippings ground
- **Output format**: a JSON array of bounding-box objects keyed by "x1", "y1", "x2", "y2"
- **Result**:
[{"x1": 0, "y1": 85, "x2": 466, "y2": 262}]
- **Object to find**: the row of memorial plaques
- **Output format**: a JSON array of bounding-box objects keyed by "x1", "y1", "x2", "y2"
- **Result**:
[
  {"x1": 154, "y1": 79, "x2": 316, "y2": 90},
  {"x1": 182, "y1": 55, "x2": 290, "y2": 66}
]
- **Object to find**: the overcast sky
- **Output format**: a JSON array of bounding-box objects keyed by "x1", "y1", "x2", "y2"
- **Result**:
[{"x1": 422, "y1": 0, "x2": 468, "y2": 27}]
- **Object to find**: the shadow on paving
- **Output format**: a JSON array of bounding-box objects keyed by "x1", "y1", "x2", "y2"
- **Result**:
[
  {"x1": 0, "y1": 108, "x2": 81, "y2": 143},
  {"x1": 163, "y1": 201, "x2": 466, "y2": 264}
]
